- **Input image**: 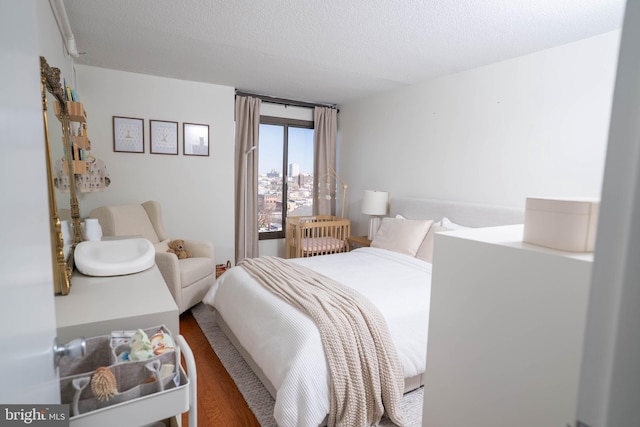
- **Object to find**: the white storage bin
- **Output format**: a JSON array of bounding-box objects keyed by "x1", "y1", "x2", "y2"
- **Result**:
[{"x1": 523, "y1": 197, "x2": 599, "y2": 252}]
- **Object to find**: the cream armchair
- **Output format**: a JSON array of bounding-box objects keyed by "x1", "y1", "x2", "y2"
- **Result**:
[{"x1": 89, "y1": 201, "x2": 215, "y2": 314}]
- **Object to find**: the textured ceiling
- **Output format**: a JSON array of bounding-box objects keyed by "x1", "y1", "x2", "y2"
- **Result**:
[{"x1": 62, "y1": 0, "x2": 625, "y2": 105}]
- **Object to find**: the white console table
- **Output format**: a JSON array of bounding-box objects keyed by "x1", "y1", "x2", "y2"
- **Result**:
[
  {"x1": 55, "y1": 265, "x2": 180, "y2": 342},
  {"x1": 422, "y1": 225, "x2": 593, "y2": 427}
]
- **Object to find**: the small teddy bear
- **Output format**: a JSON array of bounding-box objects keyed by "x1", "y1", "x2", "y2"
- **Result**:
[{"x1": 167, "y1": 239, "x2": 192, "y2": 259}]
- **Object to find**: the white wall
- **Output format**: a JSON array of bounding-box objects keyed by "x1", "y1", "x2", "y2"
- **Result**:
[
  {"x1": 261, "y1": 103, "x2": 313, "y2": 121},
  {"x1": 339, "y1": 31, "x2": 621, "y2": 236},
  {"x1": 74, "y1": 66, "x2": 236, "y2": 264}
]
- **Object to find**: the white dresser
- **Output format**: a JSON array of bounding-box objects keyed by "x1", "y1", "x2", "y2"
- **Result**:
[
  {"x1": 55, "y1": 265, "x2": 180, "y2": 342},
  {"x1": 422, "y1": 225, "x2": 593, "y2": 427}
]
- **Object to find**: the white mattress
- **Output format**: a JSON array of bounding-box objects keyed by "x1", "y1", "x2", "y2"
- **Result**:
[
  {"x1": 301, "y1": 236, "x2": 346, "y2": 253},
  {"x1": 203, "y1": 247, "x2": 432, "y2": 427}
]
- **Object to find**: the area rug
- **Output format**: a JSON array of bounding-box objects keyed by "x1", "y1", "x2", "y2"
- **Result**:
[{"x1": 191, "y1": 302, "x2": 424, "y2": 426}]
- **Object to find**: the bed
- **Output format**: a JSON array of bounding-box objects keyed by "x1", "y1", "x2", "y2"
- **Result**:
[{"x1": 202, "y1": 197, "x2": 523, "y2": 427}]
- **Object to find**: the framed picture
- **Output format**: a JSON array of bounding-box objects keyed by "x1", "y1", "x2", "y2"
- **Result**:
[
  {"x1": 150, "y1": 120, "x2": 178, "y2": 155},
  {"x1": 183, "y1": 122, "x2": 209, "y2": 156},
  {"x1": 113, "y1": 116, "x2": 144, "y2": 153}
]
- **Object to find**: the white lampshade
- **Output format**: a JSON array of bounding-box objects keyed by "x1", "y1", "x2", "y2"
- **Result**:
[{"x1": 361, "y1": 190, "x2": 388, "y2": 215}]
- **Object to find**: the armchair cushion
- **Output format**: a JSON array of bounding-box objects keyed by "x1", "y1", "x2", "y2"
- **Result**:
[
  {"x1": 178, "y1": 258, "x2": 215, "y2": 289},
  {"x1": 155, "y1": 239, "x2": 214, "y2": 289}
]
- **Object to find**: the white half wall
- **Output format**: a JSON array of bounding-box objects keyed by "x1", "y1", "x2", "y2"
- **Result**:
[
  {"x1": 1, "y1": 0, "x2": 60, "y2": 403},
  {"x1": 339, "y1": 31, "x2": 621, "y2": 236},
  {"x1": 577, "y1": 0, "x2": 640, "y2": 424},
  {"x1": 74, "y1": 65, "x2": 235, "y2": 264}
]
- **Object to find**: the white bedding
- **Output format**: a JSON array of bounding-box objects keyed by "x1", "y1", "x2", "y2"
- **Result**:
[{"x1": 202, "y1": 247, "x2": 432, "y2": 427}]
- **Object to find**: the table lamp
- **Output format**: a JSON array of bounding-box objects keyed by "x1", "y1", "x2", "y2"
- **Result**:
[{"x1": 361, "y1": 190, "x2": 388, "y2": 240}]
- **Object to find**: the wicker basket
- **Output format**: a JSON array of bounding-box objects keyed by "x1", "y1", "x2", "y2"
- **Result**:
[{"x1": 216, "y1": 260, "x2": 232, "y2": 278}]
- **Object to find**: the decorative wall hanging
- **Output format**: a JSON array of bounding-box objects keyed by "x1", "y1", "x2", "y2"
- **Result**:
[
  {"x1": 150, "y1": 119, "x2": 178, "y2": 155},
  {"x1": 183, "y1": 122, "x2": 209, "y2": 156},
  {"x1": 113, "y1": 116, "x2": 144, "y2": 153}
]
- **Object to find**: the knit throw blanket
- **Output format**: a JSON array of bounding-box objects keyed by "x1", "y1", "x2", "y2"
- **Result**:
[{"x1": 239, "y1": 256, "x2": 405, "y2": 427}]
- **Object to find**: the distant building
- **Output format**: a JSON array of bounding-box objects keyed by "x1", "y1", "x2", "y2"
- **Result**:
[
  {"x1": 257, "y1": 164, "x2": 315, "y2": 233},
  {"x1": 259, "y1": 194, "x2": 279, "y2": 210},
  {"x1": 298, "y1": 173, "x2": 312, "y2": 186}
]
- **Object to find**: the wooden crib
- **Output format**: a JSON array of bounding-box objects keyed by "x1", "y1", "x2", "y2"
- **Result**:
[{"x1": 285, "y1": 215, "x2": 351, "y2": 258}]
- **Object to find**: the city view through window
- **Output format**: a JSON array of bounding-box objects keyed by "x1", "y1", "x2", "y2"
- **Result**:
[{"x1": 258, "y1": 123, "x2": 315, "y2": 234}]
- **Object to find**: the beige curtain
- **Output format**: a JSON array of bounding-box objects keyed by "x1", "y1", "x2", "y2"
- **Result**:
[
  {"x1": 235, "y1": 95, "x2": 261, "y2": 263},
  {"x1": 313, "y1": 106, "x2": 338, "y2": 216}
]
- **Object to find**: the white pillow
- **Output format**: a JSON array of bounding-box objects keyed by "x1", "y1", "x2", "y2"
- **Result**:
[
  {"x1": 371, "y1": 217, "x2": 433, "y2": 256},
  {"x1": 415, "y1": 224, "x2": 454, "y2": 263},
  {"x1": 439, "y1": 217, "x2": 471, "y2": 230}
]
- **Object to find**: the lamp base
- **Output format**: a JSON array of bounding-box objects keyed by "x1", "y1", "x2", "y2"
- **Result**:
[{"x1": 368, "y1": 216, "x2": 382, "y2": 240}]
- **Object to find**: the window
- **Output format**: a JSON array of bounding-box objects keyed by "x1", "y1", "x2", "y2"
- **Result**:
[{"x1": 258, "y1": 116, "x2": 314, "y2": 240}]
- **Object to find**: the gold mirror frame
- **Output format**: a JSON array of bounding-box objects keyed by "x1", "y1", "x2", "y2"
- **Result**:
[{"x1": 41, "y1": 56, "x2": 82, "y2": 295}]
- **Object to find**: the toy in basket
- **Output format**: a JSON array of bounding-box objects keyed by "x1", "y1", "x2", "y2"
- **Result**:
[{"x1": 285, "y1": 215, "x2": 351, "y2": 258}]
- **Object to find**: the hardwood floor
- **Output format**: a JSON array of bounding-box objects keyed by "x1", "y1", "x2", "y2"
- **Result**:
[{"x1": 179, "y1": 310, "x2": 260, "y2": 427}]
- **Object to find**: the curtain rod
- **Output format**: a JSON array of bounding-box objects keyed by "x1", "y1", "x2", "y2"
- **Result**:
[{"x1": 235, "y1": 90, "x2": 339, "y2": 111}]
